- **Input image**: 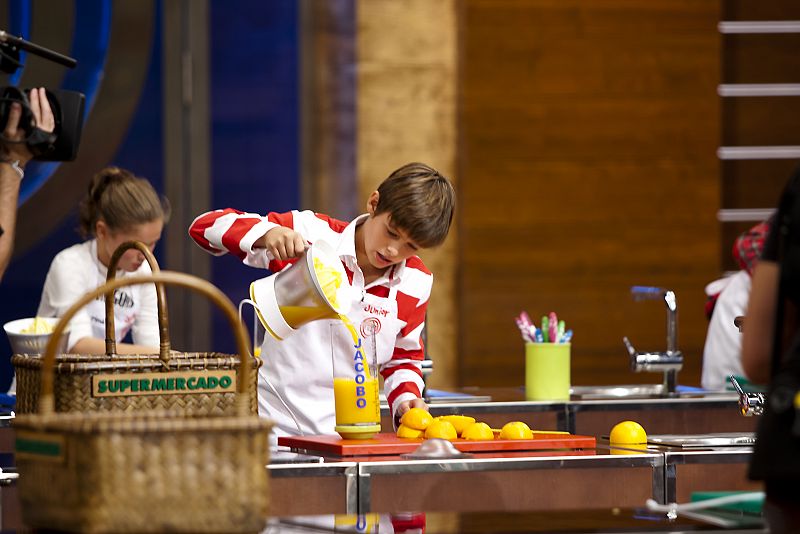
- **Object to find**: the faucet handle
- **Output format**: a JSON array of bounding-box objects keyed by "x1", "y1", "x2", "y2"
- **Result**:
[
  {"x1": 729, "y1": 375, "x2": 765, "y2": 416},
  {"x1": 623, "y1": 336, "x2": 640, "y2": 373},
  {"x1": 729, "y1": 375, "x2": 746, "y2": 396},
  {"x1": 622, "y1": 336, "x2": 637, "y2": 357}
]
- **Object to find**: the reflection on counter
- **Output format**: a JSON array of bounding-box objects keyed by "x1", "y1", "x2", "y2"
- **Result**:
[
  {"x1": 420, "y1": 385, "x2": 740, "y2": 404},
  {"x1": 271, "y1": 450, "x2": 325, "y2": 464},
  {"x1": 570, "y1": 384, "x2": 722, "y2": 400},
  {"x1": 646, "y1": 433, "x2": 757, "y2": 448},
  {"x1": 424, "y1": 389, "x2": 492, "y2": 403},
  {"x1": 269, "y1": 507, "x2": 766, "y2": 533}
]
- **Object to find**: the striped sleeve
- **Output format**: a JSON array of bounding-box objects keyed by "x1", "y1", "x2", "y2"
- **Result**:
[
  {"x1": 381, "y1": 258, "x2": 433, "y2": 417},
  {"x1": 188, "y1": 208, "x2": 351, "y2": 272},
  {"x1": 188, "y1": 208, "x2": 292, "y2": 269}
]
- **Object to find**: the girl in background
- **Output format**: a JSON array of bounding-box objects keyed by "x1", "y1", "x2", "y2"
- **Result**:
[{"x1": 37, "y1": 166, "x2": 170, "y2": 354}]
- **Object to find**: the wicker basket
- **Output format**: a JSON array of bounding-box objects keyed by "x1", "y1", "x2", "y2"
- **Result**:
[
  {"x1": 12, "y1": 241, "x2": 259, "y2": 415},
  {"x1": 14, "y1": 271, "x2": 272, "y2": 533}
]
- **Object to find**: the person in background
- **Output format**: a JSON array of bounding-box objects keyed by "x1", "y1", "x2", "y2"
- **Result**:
[
  {"x1": 742, "y1": 167, "x2": 800, "y2": 531},
  {"x1": 701, "y1": 219, "x2": 771, "y2": 390},
  {"x1": 0, "y1": 88, "x2": 54, "y2": 281},
  {"x1": 37, "y1": 167, "x2": 170, "y2": 353},
  {"x1": 188, "y1": 162, "x2": 455, "y2": 438}
]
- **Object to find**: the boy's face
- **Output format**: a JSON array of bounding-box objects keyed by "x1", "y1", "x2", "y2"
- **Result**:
[{"x1": 363, "y1": 192, "x2": 421, "y2": 270}]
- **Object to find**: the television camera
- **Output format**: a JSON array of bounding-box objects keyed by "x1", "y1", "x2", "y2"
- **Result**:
[{"x1": 0, "y1": 30, "x2": 84, "y2": 161}]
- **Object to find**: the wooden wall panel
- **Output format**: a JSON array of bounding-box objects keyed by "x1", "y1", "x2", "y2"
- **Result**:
[
  {"x1": 718, "y1": 1, "x2": 800, "y2": 323},
  {"x1": 722, "y1": 1, "x2": 800, "y2": 22},
  {"x1": 357, "y1": 0, "x2": 459, "y2": 388},
  {"x1": 723, "y1": 98, "x2": 800, "y2": 147},
  {"x1": 722, "y1": 34, "x2": 800, "y2": 84},
  {"x1": 721, "y1": 160, "x2": 797, "y2": 210},
  {"x1": 459, "y1": 1, "x2": 720, "y2": 386}
]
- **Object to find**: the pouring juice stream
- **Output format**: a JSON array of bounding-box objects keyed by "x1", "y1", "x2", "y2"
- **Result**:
[{"x1": 311, "y1": 257, "x2": 380, "y2": 437}]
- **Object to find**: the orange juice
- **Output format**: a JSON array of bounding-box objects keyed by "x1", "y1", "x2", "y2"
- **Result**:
[
  {"x1": 279, "y1": 305, "x2": 325, "y2": 327},
  {"x1": 339, "y1": 316, "x2": 362, "y2": 360},
  {"x1": 316, "y1": 252, "x2": 381, "y2": 437},
  {"x1": 333, "y1": 377, "x2": 380, "y2": 425}
]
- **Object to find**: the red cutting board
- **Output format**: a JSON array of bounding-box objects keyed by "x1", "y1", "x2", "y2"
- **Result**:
[{"x1": 278, "y1": 432, "x2": 596, "y2": 456}]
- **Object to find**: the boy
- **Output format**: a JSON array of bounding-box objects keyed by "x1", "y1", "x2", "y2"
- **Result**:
[
  {"x1": 701, "y1": 219, "x2": 770, "y2": 390},
  {"x1": 188, "y1": 162, "x2": 455, "y2": 438}
]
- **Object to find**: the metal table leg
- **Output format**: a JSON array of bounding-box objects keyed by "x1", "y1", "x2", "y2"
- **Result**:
[
  {"x1": 357, "y1": 470, "x2": 371, "y2": 514},
  {"x1": 345, "y1": 466, "x2": 359, "y2": 514}
]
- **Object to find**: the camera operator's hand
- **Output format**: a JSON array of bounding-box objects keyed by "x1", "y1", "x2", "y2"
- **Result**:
[
  {"x1": 0, "y1": 88, "x2": 55, "y2": 281},
  {"x1": 2, "y1": 87, "x2": 55, "y2": 167}
]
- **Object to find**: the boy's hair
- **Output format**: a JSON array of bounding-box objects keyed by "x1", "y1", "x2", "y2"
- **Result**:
[
  {"x1": 374, "y1": 162, "x2": 455, "y2": 248},
  {"x1": 78, "y1": 166, "x2": 171, "y2": 238}
]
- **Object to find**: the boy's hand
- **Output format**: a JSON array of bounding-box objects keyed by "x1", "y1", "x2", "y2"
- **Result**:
[
  {"x1": 263, "y1": 227, "x2": 308, "y2": 261},
  {"x1": 396, "y1": 398, "x2": 428, "y2": 418}
]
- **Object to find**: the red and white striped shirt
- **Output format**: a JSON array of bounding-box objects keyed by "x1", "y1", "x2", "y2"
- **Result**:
[{"x1": 189, "y1": 208, "x2": 431, "y2": 436}]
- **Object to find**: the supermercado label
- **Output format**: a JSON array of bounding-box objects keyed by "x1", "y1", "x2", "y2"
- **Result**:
[{"x1": 91, "y1": 370, "x2": 236, "y2": 398}]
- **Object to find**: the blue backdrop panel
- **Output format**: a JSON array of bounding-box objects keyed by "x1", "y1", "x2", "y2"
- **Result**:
[
  {"x1": 0, "y1": 0, "x2": 300, "y2": 388},
  {"x1": 208, "y1": 0, "x2": 299, "y2": 353},
  {"x1": 0, "y1": 1, "x2": 163, "y2": 391}
]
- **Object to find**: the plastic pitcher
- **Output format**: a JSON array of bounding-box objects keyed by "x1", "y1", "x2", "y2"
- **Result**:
[{"x1": 249, "y1": 240, "x2": 356, "y2": 340}]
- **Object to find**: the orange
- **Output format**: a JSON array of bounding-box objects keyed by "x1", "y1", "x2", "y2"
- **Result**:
[
  {"x1": 400, "y1": 408, "x2": 433, "y2": 430},
  {"x1": 499, "y1": 421, "x2": 533, "y2": 440},
  {"x1": 609, "y1": 421, "x2": 647, "y2": 444},
  {"x1": 424, "y1": 420, "x2": 458, "y2": 440},
  {"x1": 396, "y1": 424, "x2": 425, "y2": 439},
  {"x1": 436, "y1": 415, "x2": 476, "y2": 435},
  {"x1": 461, "y1": 422, "x2": 494, "y2": 441}
]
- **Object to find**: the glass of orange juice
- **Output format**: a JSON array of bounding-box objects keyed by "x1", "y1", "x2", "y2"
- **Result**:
[{"x1": 331, "y1": 322, "x2": 381, "y2": 440}]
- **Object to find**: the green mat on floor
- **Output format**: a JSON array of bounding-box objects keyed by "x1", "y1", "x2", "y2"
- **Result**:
[{"x1": 690, "y1": 491, "x2": 764, "y2": 514}]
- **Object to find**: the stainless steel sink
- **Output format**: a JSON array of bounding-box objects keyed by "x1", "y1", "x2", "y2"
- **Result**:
[
  {"x1": 570, "y1": 385, "x2": 736, "y2": 400},
  {"x1": 646, "y1": 433, "x2": 756, "y2": 448},
  {"x1": 570, "y1": 384, "x2": 666, "y2": 399}
]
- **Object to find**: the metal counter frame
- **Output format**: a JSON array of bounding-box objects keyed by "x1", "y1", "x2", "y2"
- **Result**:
[
  {"x1": 661, "y1": 448, "x2": 757, "y2": 503},
  {"x1": 354, "y1": 450, "x2": 664, "y2": 514},
  {"x1": 266, "y1": 445, "x2": 759, "y2": 514},
  {"x1": 268, "y1": 461, "x2": 359, "y2": 514},
  {"x1": 0, "y1": 404, "x2": 759, "y2": 515}
]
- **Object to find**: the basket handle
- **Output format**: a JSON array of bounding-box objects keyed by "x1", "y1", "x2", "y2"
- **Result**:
[
  {"x1": 105, "y1": 241, "x2": 170, "y2": 362},
  {"x1": 40, "y1": 271, "x2": 253, "y2": 417}
]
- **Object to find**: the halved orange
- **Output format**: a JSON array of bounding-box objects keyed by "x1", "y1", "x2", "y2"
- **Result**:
[{"x1": 400, "y1": 408, "x2": 433, "y2": 430}]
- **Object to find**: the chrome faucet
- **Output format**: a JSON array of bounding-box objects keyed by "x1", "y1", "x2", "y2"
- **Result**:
[
  {"x1": 729, "y1": 375, "x2": 765, "y2": 416},
  {"x1": 622, "y1": 286, "x2": 684, "y2": 396}
]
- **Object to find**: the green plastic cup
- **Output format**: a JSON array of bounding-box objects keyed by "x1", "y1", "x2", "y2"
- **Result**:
[{"x1": 525, "y1": 342, "x2": 571, "y2": 400}]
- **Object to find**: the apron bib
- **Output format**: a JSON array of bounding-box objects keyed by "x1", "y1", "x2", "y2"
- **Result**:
[{"x1": 346, "y1": 287, "x2": 404, "y2": 367}]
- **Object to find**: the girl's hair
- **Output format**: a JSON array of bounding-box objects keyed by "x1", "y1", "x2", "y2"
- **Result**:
[{"x1": 78, "y1": 166, "x2": 171, "y2": 238}]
